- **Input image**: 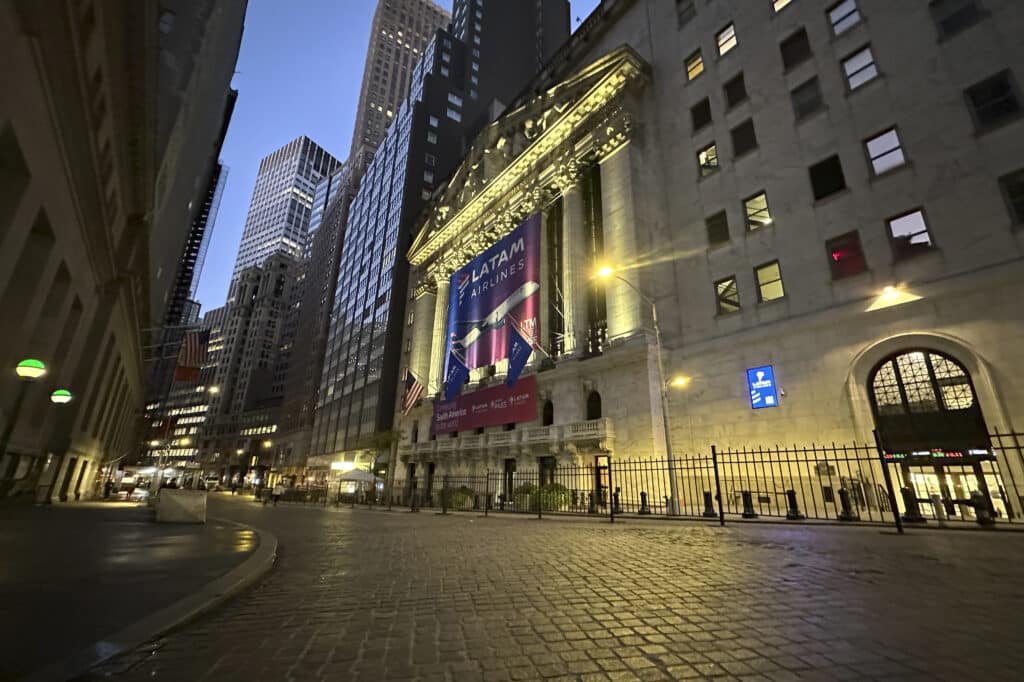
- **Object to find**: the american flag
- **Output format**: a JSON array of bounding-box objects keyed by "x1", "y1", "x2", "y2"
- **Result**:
[
  {"x1": 173, "y1": 329, "x2": 210, "y2": 383},
  {"x1": 401, "y1": 369, "x2": 424, "y2": 415}
]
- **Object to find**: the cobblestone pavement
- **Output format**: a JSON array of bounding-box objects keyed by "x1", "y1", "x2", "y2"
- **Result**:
[
  {"x1": 0, "y1": 501, "x2": 255, "y2": 681},
  {"x1": 82, "y1": 494, "x2": 1024, "y2": 681}
]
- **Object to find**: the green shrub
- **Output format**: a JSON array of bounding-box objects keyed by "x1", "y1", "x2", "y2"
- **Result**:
[{"x1": 511, "y1": 482, "x2": 570, "y2": 511}]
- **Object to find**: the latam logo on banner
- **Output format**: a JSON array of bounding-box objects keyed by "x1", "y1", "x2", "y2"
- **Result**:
[
  {"x1": 432, "y1": 375, "x2": 538, "y2": 434},
  {"x1": 445, "y1": 213, "x2": 541, "y2": 370}
]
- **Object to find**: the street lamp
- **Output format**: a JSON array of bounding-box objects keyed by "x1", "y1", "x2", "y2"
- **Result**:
[
  {"x1": 49, "y1": 389, "x2": 73, "y2": 404},
  {"x1": 1, "y1": 359, "x2": 48, "y2": 480},
  {"x1": 207, "y1": 385, "x2": 220, "y2": 395},
  {"x1": 596, "y1": 266, "x2": 682, "y2": 514}
]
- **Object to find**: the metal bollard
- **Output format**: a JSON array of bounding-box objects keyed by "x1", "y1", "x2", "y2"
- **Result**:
[
  {"x1": 612, "y1": 487, "x2": 622, "y2": 515},
  {"x1": 702, "y1": 491, "x2": 718, "y2": 518},
  {"x1": 638, "y1": 491, "x2": 651, "y2": 515},
  {"x1": 971, "y1": 490, "x2": 995, "y2": 527},
  {"x1": 441, "y1": 475, "x2": 449, "y2": 515},
  {"x1": 588, "y1": 491, "x2": 596, "y2": 514},
  {"x1": 785, "y1": 489, "x2": 805, "y2": 520},
  {"x1": 900, "y1": 486, "x2": 926, "y2": 523},
  {"x1": 838, "y1": 488, "x2": 861, "y2": 522},
  {"x1": 741, "y1": 490, "x2": 758, "y2": 519}
]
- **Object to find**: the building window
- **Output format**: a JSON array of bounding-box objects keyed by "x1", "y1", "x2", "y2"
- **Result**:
[
  {"x1": 828, "y1": 0, "x2": 861, "y2": 35},
  {"x1": 715, "y1": 276, "x2": 740, "y2": 314},
  {"x1": 780, "y1": 28, "x2": 812, "y2": 71},
  {"x1": 685, "y1": 50, "x2": 704, "y2": 81},
  {"x1": 791, "y1": 76, "x2": 824, "y2": 120},
  {"x1": 446, "y1": 108, "x2": 462, "y2": 122},
  {"x1": 930, "y1": 0, "x2": 983, "y2": 39},
  {"x1": 697, "y1": 142, "x2": 719, "y2": 177},
  {"x1": 826, "y1": 231, "x2": 868, "y2": 279},
  {"x1": 773, "y1": 0, "x2": 794, "y2": 12},
  {"x1": 887, "y1": 209, "x2": 935, "y2": 260},
  {"x1": 731, "y1": 119, "x2": 758, "y2": 157},
  {"x1": 716, "y1": 23, "x2": 737, "y2": 56},
  {"x1": 865, "y1": 128, "x2": 906, "y2": 175},
  {"x1": 842, "y1": 45, "x2": 879, "y2": 90},
  {"x1": 425, "y1": 153, "x2": 436, "y2": 166},
  {"x1": 440, "y1": 65, "x2": 449, "y2": 77},
  {"x1": 676, "y1": 0, "x2": 696, "y2": 27},
  {"x1": 423, "y1": 170, "x2": 434, "y2": 184},
  {"x1": 426, "y1": 131, "x2": 437, "y2": 144},
  {"x1": 447, "y1": 92, "x2": 463, "y2": 106},
  {"x1": 428, "y1": 115, "x2": 439, "y2": 127},
  {"x1": 706, "y1": 210, "x2": 730, "y2": 246},
  {"x1": 809, "y1": 155, "x2": 847, "y2": 200},
  {"x1": 744, "y1": 192, "x2": 772, "y2": 230},
  {"x1": 690, "y1": 98, "x2": 712, "y2": 131},
  {"x1": 723, "y1": 72, "x2": 747, "y2": 109},
  {"x1": 964, "y1": 71, "x2": 1021, "y2": 131},
  {"x1": 755, "y1": 261, "x2": 785, "y2": 302},
  {"x1": 998, "y1": 168, "x2": 1024, "y2": 225}
]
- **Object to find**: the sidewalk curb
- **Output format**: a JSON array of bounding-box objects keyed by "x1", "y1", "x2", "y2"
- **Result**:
[{"x1": 23, "y1": 517, "x2": 278, "y2": 682}]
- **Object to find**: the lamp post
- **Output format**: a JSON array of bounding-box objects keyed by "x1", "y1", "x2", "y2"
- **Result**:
[
  {"x1": 1, "y1": 359, "x2": 48, "y2": 483},
  {"x1": 596, "y1": 267, "x2": 682, "y2": 515}
]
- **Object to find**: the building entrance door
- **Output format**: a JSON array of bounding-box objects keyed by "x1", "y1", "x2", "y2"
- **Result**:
[{"x1": 870, "y1": 349, "x2": 1006, "y2": 522}]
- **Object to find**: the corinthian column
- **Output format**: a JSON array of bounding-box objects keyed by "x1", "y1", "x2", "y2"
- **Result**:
[
  {"x1": 560, "y1": 179, "x2": 585, "y2": 356},
  {"x1": 409, "y1": 277, "x2": 436, "y2": 389},
  {"x1": 600, "y1": 142, "x2": 643, "y2": 340},
  {"x1": 427, "y1": 276, "x2": 451, "y2": 396}
]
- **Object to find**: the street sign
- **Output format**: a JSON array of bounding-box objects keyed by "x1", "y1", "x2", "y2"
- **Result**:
[{"x1": 747, "y1": 365, "x2": 779, "y2": 409}]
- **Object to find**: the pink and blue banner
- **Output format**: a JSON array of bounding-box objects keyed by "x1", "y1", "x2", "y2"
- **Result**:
[{"x1": 446, "y1": 213, "x2": 541, "y2": 371}]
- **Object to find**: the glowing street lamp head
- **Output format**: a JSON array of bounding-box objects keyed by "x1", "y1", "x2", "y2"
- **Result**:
[
  {"x1": 262, "y1": 440, "x2": 273, "y2": 449},
  {"x1": 207, "y1": 385, "x2": 220, "y2": 395},
  {"x1": 235, "y1": 448, "x2": 244, "y2": 455},
  {"x1": 49, "y1": 388, "x2": 73, "y2": 404},
  {"x1": 596, "y1": 265, "x2": 615, "y2": 279},
  {"x1": 670, "y1": 375, "x2": 692, "y2": 389},
  {"x1": 15, "y1": 358, "x2": 46, "y2": 380},
  {"x1": 180, "y1": 437, "x2": 192, "y2": 447}
]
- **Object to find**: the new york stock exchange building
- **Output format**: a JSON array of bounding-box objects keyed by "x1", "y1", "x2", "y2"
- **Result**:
[{"x1": 391, "y1": 0, "x2": 1024, "y2": 524}]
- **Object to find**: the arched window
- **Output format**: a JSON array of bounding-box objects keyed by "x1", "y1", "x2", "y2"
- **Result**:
[
  {"x1": 586, "y1": 391, "x2": 602, "y2": 420},
  {"x1": 870, "y1": 350, "x2": 975, "y2": 416},
  {"x1": 542, "y1": 400, "x2": 554, "y2": 426}
]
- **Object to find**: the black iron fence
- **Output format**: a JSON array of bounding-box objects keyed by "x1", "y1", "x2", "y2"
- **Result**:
[{"x1": 388, "y1": 431, "x2": 1024, "y2": 529}]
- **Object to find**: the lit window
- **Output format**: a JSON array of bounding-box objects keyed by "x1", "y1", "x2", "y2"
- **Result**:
[
  {"x1": 755, "y1": 261, "x2": 785, "y2": 302},
  {"x1": 931, "y1": 0, "x2": 983, "y2": 39},
  {"x1": 773, "y1": 0, "x2": 794, "y2": 12},
  {"x1": 744, "y1": 192, "x2": 772, "y2": 230},
  {"x1": 780, "y1": 28, "x2": 812, "y2": 70},
  {"x1": 828, "y1": 0, "x2": 861, "y2": 35},
  {"x1": 423, "y1": 171, "x2": 434, "y2": 184},
  {"x1": 965, "y1": 71, "x2": 1021, "y2": 131},
  {"x1": 426, "y1": 131, "x2": 437, "y2": 144},
  {"x1": 723, "y1": 72, "x2": 747, "y2": 109},
  {"x1": 865, "y1": 128, "x2": 906, "y2": 175},
  {"x1": 842, "y1": 46, "x2": 879, "y2": 90},
  {"x1": 808, "y1": 154, "x2": 847, "y2": 200},
  {"x1": 428, "y1": 116, "x2": 439, "y2": 127},
  {"x1": 791, "y1": 77, "x2": 824, "y2": 120},
  {"x1": 446, "y1": 108, "x2": 461, "y2": 122},
  {"x1": 440, "y1": 66, "x2": 449, "y2": 77},
  {"x1": 685, "y1": 50, "x2": 704, "y2": 81},
  {"x1": 447, "y1": 92, "x2": 463, "y2": 106},
  {"x1": 716, "y1": 23, "x2": 737, "y2": 56},
  {"x1": 825, "y1": 231, "x2": 868, "y2": 279},
  {"x1": 998, "y1": 168, "x2": 1024, "y2": 225},
  {"x1": 706, "y1": 210, "x2": 730, "y2": 246},
  {"x1": 697, "y1": 142, "x2": 719, "y2": 177},
  {"x1": 730, "y1": 119, "x2": 757, "y2": 157},
  {"x1": 715, "y1": 276, "x2": 740, "y2": 314},
  {"x1": 887, "y1": 209, "x2": 935, "y2": 260},
  {"x1": 690, "y1": 98, "x2": 711, "y2": 131}
]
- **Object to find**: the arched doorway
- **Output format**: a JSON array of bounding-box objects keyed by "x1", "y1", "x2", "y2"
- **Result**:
[
  {"x1": 586, "y1": 391, "x2": 602, "y2": 420},
  {"x1": 869, "y1": 349, "x2": 1003, "y2": 521}
]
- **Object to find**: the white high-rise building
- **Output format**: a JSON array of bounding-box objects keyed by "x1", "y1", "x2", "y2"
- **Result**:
[{"x1": 231, "y1": 136, "x2": 340, "y2": 279}]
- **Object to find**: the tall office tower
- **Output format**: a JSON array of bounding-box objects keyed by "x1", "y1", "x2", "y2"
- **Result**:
[
  {"x1": 310, "y1": 0, "x2": 569, "y2": 466},
  {"x1": 306, "y1": 163, "x2": 349, "y2": 246},
  {"x1": 231, "y1": 136, "x2": 340, "y2": 280},
  {"x1": 348, "y1": 0, "x2": 450, "y2": 178}
]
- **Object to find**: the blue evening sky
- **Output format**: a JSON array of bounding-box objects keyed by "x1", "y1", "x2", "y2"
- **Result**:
[{"x1": 195, "y1": 0, "x2": 602, "y2": 312}]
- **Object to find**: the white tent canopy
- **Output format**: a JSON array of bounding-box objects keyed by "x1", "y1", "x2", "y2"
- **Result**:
[{"x1": 337, "y1": 469, "x2": 380, "y2": 483}]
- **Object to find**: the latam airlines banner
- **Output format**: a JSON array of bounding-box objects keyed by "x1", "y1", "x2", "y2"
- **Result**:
[{"x1": 446, "y1": 213, "x2": 541, "y2": 370}]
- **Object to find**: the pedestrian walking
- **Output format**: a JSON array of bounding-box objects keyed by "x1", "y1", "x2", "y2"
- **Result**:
[{"x1": 272, "y1": 482, "x2": 284, "y2": 506}]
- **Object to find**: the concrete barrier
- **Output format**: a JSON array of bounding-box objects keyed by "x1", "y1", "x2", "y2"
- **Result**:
[{"x1": 156, "y1": 490, "x2": 208, "y2": 523}]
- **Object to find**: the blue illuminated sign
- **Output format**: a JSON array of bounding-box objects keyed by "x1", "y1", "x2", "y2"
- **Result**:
[{"x1": 747, "y1": 365, "x2": 779, "y2": 409}]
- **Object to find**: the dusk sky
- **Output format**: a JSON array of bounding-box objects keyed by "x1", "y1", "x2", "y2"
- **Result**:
[{"x1": 195, "y1": 0, "x2": 602, "y2": 313}]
